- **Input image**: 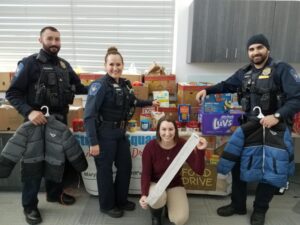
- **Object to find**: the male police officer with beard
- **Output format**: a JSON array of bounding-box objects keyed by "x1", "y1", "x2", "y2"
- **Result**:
[
  {"x1": 6, "y1": 26, "x2": 87, "y2": 225},
  {"x1": 196, "y1": 34, "x2": 300, "y2": 225}
]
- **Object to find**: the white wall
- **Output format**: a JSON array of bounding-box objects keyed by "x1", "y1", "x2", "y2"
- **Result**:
[{"x1": 173, "y1": 0, "x2": 300, "y2": 83}]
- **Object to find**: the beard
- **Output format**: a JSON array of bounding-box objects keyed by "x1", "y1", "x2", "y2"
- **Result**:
[
  {"x1": 43, "y1": 44, "x2": 60, "y2": 55},
  {"x1": 250, "y1": 53, "x2": 268, "y2": 66}
]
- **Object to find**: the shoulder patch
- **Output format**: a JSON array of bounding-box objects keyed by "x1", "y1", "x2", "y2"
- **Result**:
[
  {"x1": 290, "y1": 68, "x2": 300, "y2": 82},
  {"x1": 88, "y1": 82, "x2": 102, "y2": 96},
  {"x1": 14, "y1": 62, "x2": 24, "y2": 78}
]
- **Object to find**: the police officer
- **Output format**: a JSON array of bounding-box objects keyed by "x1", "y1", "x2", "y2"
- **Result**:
[
  {"x1": 6, "y1": 26, "x2": 87, "y2": 225},
  {"x1": 196, "y1": 34, "x2": 300, "y2": 225},
  {"x1": 84, "y1": 47, "x2": 159, "y2": 218}
]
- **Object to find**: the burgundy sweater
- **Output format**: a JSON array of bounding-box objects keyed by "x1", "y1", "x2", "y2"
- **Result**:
[{"x1": 141, "y1": 138, "x2": 205, "y2": 196}]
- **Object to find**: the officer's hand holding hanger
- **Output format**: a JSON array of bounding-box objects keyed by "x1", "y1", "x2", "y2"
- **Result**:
[{"x1": 28, "y1": 110, "x2": 47, "y2": 126}]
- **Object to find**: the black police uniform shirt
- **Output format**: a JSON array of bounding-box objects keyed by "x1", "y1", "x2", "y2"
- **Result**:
[
  {"x1": 84, "y1": 74, "x2": 153, "y2": 146},
  {"x1": 205, "y1": 57, "x2": 300, "y2": 120},
  {"x1": 6, "y1": 49, "x2": 87, "y2": 117}
]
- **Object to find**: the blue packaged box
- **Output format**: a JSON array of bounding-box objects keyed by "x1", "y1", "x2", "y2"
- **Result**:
[
  {"x1": 178, "y1": 104, "x2": 191, "y2": 122},
  {"x1": 203, "y1": 93, "x2": 233, "y2": 113},
  {"x1": 198, "y1": 109, "x2": 244, "y2": 135}
]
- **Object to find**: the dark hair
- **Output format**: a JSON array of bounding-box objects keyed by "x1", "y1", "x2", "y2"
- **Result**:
[
  {"x1": 40, "y1": 26, "x2": 59, "y2": 36},
  {"x1": 156, "y1": 116, "x2": 179, "y2": 143},
  {"x1": 105, "y1": 46, "x2": 124, "y2": 64}
]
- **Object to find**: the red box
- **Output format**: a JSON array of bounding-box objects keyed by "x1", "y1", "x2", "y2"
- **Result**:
[
  {"x1": 144, "y1": 74, "x2": 176, "y2": 94},
  {"x1": 177, "y1": 82, "x2": 212, "y2": 107},
  {"x1": 158, "y1": 107, "x2": 178, "y2": 121},
  {"x1": 79, "y1": 73, "x2": 103, "y2": 86},
  {"x1": 293, "y1": 112, "x2": 300, "y2": 134}
]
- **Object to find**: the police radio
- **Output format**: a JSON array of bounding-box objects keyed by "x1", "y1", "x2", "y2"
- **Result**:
[{"x1": 113, "y1": 83, "x2": 124, "y2": 106}]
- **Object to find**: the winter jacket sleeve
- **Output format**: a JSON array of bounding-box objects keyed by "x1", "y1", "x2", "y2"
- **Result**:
[
  {"x1": 217, "y1": 127, "x2": 245, "y2": 175},
  {"x1": 62, "y1": 128, "x2": 88, "y2": 172},
  {"x1": 0, "y1": 122, "x2": 36, "y2": 178}
]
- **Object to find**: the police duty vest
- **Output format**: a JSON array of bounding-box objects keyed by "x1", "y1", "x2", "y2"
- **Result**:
[
  {"x1": 34, "y1": 53, "x2": 75, "y2": 109},
  {"x1": 98, "y1": 76, "x2": 136, "y2": 122},
  {"x1": 239, "y1": 61, "x2": 284, "y2": 116}
]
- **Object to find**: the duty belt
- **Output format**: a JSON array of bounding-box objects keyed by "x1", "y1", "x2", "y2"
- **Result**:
[{"x1": 100, "y1": 120, "x2": 127, "y2": 129}]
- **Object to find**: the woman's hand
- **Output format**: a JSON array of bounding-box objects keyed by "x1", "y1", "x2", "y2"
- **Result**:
[
  {"x1": 196, "y1": 137, "x2": 208, "y2": 150},
  {"x1": 152, "y1": 99, "x2": 160, "y2": 107},
  {"x1": 139, "y1": 195, "x2": 148, "y2": 209},
  {"x1": 89, "y1": 145, "x2": 100, "y2": 156}
]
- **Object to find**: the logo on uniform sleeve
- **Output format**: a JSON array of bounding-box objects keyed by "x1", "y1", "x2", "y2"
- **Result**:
[
  {"x1": 14, "y1": 63, "x2": 24, "y2": 78},
  {"x1": 290, "y1": 68, "x2": 300, "y2": 82},
  {"x1": 88, "y1": 82, "x2": 102, "y2": 96}
]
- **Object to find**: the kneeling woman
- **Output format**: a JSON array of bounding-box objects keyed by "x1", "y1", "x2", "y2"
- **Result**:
[{"x1": 139, "y1": 117, "x2": 207, "y2": 225}]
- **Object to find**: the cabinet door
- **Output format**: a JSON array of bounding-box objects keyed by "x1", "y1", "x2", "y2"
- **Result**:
[
  {"x1": 271, "y1": 1, "x2": 300, "y2": 62},
  {"x1": 230, "y1": 1, "x2": 275, "y2": 62},
  {"x1": 187, "y1": 0, "x2": 234, "y2": 62}
]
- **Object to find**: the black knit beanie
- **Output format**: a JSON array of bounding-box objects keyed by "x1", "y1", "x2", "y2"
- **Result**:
[{"x1": 246, "y1": 34, "x2": 270, "y2": 50}]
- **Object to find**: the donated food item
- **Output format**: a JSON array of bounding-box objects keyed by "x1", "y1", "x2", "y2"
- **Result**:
[
  {"x1": 151, "y1": 111, "x2": 165, "y2": 130},
  {"x1": 128, "y1": 120, "x2": 137, "y2": 132},
  {"x1": 140, "y1": 119, "x2": 151, "y2": 131},
  {"x1": 178, "y1": 104, "x2": 191, "y2": 122}
]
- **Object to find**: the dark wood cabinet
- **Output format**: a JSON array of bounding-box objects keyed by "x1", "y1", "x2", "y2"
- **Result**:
[
  {"x1": 187, "y1": 0, "x2": 299, "y2": 63},
  {"x1": 271, "y1": 1, "x2": 300, "y2": 62}
]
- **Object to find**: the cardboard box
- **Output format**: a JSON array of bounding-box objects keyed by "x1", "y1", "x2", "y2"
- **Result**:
[
  {"x1": 79, "y1": 73, "x2": 142, "y2": 86},
  {"x1": 131, "y1": 108, "x2": 142, "y2": 126},
  {"x1": 182, "y1": 164, "x2": 217, "y2": 191},
  {"x1": 199, "y1": 110, "x2": 244, "y2": 135},
  {"x1": 177, "y1": 82, "x2": 212, "y2": 107},
  {"x1": 0, "y1": 72, "x2": 12, "y2": 91},
  {"x1": 190, "y1": 107, "x2": 200, "y2": 121},
  {"x1": 71, "y1": 98, "x2": 83, "y2": 107},
  {"x1": 79, "y1": 73, "x2": 103, "y2": 86},
  {"x1": 144, "y1": 74, "x2": 176, "y2": 94},
  {"x1": 139, "y1": 106, "x2": 155, "y2": 128},
  {"x1": 67, "y1": 106, "x2": 84, "y2": 128},
  {"x1": 157, "y1": 106, "x2": 178, "y2": 121},
  {"x1": 0, "y1": 105, "x2": 24, "y2": 131},
  {"x1": 122, "y1": 74, "x2": 143, "y2": 84},
  {"x1": 133, "y1": 85, "x2": 149, "y2": 100}
]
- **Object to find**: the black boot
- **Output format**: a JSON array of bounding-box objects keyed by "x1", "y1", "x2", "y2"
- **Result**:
[
  {"x1": 149, "y1": 207, "x2": 163, "y2": 225},
  {"x1": 250, "y1": 210, "x2": 266, "y2": 225},
  {"x1": 217, "y1": 204, "x2": 247, "y2": 217}
]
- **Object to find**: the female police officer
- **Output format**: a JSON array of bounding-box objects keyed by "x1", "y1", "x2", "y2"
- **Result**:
[{"x1": 84, "y1": 47, "x2": 159, "y2": 218}]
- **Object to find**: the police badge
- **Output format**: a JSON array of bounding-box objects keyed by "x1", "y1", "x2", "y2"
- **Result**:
[
  {"x1": 262, "y1": 67, "x2": 271, "y2": 76},
  {"x1": 60, "y1": 60, "x2": 67, "y2": 69}
]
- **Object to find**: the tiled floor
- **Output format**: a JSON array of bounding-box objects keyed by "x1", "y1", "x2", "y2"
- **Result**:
[{"x1": 0, "y1": 176, "x2": 300, "y2": 225}]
